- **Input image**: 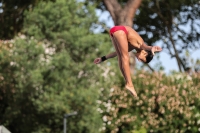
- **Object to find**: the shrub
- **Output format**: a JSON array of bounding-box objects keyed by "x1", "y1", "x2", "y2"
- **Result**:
[{"x1": 98, "y1": 70, "x2": 200, "y2": 133}]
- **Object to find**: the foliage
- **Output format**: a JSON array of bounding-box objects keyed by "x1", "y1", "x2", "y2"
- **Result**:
[
  {"x1": 1, "y1": 0, "x2": 200, "y2": 133},
  {"x1": 134, "y1": 0, "x2": 200, "y2": 72},
  {"x1": 0, "y1": 0, "x2": 54, "y2": 39},
  {"x1": 98, "y1": 69, "x2": 200, "y2": 133},
  {"x1": 0, "y1": 0, "x2": 111, "y2": 132},
  {"x1": 0, "y1": 38, "x2": 47, "y2": 132},
  {"x1": 22, "y1": 0, "x2": 110, "y2": 61}
]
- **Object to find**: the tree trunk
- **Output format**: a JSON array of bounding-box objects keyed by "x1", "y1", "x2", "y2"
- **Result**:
[{"x1": 102, "y1": 0, "x2": 141, "y2": 27}]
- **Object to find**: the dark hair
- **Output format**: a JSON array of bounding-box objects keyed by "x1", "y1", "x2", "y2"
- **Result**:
[{"x1": 145, "y1": 50, "x2": 154, "y2": 63}]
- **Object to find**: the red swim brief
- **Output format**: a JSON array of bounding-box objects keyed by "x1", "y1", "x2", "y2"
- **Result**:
[{"x1": 109, "y1": 26, "x2": 128, "y2": 36}]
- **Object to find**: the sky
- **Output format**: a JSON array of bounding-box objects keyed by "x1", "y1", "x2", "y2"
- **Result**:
[{"x1": 96, "y1": 10, "x2": 200, "y2": 74}]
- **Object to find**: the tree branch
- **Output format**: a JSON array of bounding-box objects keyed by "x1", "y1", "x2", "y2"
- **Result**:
[
  {"x1": 145, "y1": 63, "x2": 155, "y2": 72},
  {"x1": 163, "y1": 38, "x2": 173, "y2": 57},
  {"x1": 124, "y1": 0, "x2": 142, "y2": 19},
  {"x1": 167, "y1": 26, "x2": 183, "y2": 72},
  {"x1": 102, "y1": 0, "x2": 122, "y2": 25}
]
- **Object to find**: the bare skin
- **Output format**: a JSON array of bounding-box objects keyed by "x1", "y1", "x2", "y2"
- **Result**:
[{"x1": 94, "y1": 26, "x2": 162, "y2": 97}]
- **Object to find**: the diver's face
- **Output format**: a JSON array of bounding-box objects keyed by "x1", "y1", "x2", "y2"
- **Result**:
[{"x1": 135, "y1": 50, "x2": 148, "y2": 63}]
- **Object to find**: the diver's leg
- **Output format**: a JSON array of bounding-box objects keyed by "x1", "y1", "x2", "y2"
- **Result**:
[
  {"x1": 111, "y1": 31, "x2": 137, "y2": 97},
  {"x1": 110, "y1": 36, "x2": 127, "y2": 82}
]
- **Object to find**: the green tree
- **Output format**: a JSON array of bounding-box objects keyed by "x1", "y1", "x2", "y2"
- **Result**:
[
  {"x1": 0, "y1": 0, "x2": 112, "y2": 132},
  {"x1": 0, "y1": 38, "x2": 47, "y2": 132},
  {"x1": 134, "y1": 0, "x2": 200, "y2": 72},
  {"x1": 0, "y1": 0, "x2": 53, "y2": 39}
]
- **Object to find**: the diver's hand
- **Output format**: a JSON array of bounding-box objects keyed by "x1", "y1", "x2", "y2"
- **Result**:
[
  {"x1": 94, "y1": 57, "x2": 102, "y2": 64},
  {"x1": 151, "y1": 46, "x2": 162, "y2": 55}
]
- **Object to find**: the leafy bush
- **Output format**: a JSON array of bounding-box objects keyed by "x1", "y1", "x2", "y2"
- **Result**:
[{"x1": 98, "y1": 70, "x2": 200, "y2": 133}]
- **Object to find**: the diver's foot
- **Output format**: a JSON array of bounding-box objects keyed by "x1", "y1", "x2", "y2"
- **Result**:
[{"x1": 125, "y1": 85, "x2": 138, "y2": 97}]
